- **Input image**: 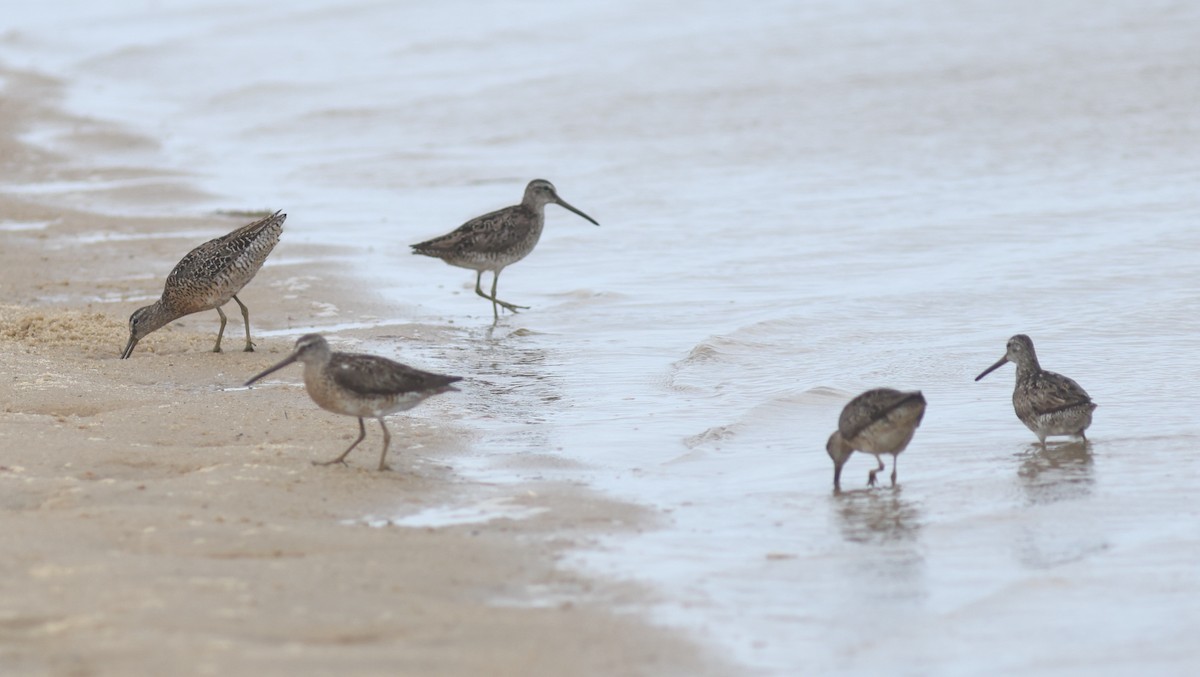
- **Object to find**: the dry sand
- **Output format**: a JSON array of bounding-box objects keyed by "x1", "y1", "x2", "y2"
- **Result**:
[{"x1": 0, "y1": 65, "x2": 723, "y2": 676}]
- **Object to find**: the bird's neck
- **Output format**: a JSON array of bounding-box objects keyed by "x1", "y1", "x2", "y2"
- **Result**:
[
  {"x1": 1014, "y1": 357, "x2": 1042, "y2": 380},
  {"x1": 302, "y1": 353, "x2": 334, "y2": 383},
  {"x1": 141, "y1": 300, "x2": 179, "y2": 335},
  {"x1": 521, "y1": 199, "x2": 550, "y2": 214}
]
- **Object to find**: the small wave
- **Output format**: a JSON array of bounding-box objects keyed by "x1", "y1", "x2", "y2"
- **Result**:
[{"x1": 683, "y1": 423, "x2": 739, "y2": 449}]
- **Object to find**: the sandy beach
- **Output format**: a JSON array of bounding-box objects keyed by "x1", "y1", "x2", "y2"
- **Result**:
[{"x1": 0, "y1": 65, "x2": 725, "y2": 676}]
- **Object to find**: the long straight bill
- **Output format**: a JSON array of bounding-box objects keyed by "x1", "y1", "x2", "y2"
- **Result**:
[
  {"x1": 974, "y1": 356, "x2": 1009, "y2": 382},
  {"x1": 245, "y1": 353, "x2": 299, "y2": 386},
  {"x1": 555, "y1": 197, "x2": 600, "y2": 226},
  {"x1": 120, "y1": 335, "x2": 138, "y2": 359}
]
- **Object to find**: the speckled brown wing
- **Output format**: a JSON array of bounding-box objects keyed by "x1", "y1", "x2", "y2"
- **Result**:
[
  {"x1": 164, "y1": 211, "x2": 285, "y2": 290},
  {"x1": 1015, "y1": 371, "x2": 1093, "y2": 417},
  {"x1": 411, "y1": 205, "x2": 536, "y2": 257},
  {"x1": 328, "y1": 353, "x2": 463, "y2": 397},
  {"x1": 838, "y1": 388, "x2": 926, "y2": 440}
]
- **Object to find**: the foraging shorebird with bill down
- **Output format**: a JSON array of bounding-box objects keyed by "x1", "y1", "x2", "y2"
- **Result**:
[
  {"x1": 411, "y1": 179, "x2": 599, "y2": 320},
  {"x1": 121, "y1": 211, "x2": 285, "y2": 358},
  {"x1": 245, "y1": 334, "x2": 462, "y2": 471},
  {"x1": 826, "y1": 388, "x2": 927, "y2": 491},
  {"x1": 975, "y1": 334, "x2": 1095, "y2": 444}
]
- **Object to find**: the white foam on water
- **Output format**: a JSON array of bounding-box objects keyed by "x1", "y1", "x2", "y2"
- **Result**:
[
  {"x1": 354, "y1": 496, "x2": 550, "y2": 529},
  {"x1": 0, "y1": 219, "x2": 53, "y2": 231}
]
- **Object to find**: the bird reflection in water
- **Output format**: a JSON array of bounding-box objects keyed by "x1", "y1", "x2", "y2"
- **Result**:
[
  {"x1": 1017, "y1": 439, "x2": 1094, "y2": 505},
  {"x1": 451, "y1": 325, "x2": 562, "y2": 457},
  {"x1": 832, "y1": 490, "x2": 926, "y2": 601},
  {"x1": 1014, "y1": 440, "x2": 1104, "y2": 569},
  {"x1": 833, "y1": 489, "x2": 923, "y2": 545}
]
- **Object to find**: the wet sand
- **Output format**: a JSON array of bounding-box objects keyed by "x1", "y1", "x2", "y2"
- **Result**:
[{"x1": 0, "y1": 66, "x2": 725, "y2": 676}]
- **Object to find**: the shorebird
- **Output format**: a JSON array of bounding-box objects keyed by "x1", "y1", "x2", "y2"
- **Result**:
[
  {"x1": 245, "y1": 334, "x2": 462, "y2": 471},
  {"x1": 975, "y1": 334, "x2": 1095, "y2": 444},
  {"x1": 411, "y1": 179, "x2": 599, "y2": 320},
  {"x1": 826, "y1": 388, "x2": 926, "y2": 491},
  {"x1": 121, "y1": 211, "x2": 285, "y2": 358}
]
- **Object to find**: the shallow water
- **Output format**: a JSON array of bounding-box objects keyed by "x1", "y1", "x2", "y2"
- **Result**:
[{"x1": 4, "y1": 1, "x2": 1200, "y2": 673}]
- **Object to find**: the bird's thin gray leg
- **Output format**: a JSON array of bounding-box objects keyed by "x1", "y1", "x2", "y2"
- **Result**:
[
  {"x1": 377, "y1": 419, "x2": 392, "y2": 471},
  {"x1": 213, "y1": 306, "x2": 228, "y2": 353},
  {"x1": 890, "y1": 455, "x2": 898, "y2": 487},
  {"x1": 233, "y1": 294, "x2": 254, "y2": 352},
  {"x1": 1079, "y1": 430, "x2": 1088, "y2": 442},
  {"x1": 315, "y1": 417, "x2": 367, "y2": 467},
  {"x1": 473, "y1": 269, "x2": 528, "y2": 318},
  {"x1": 473, "y1": 271, "x2": 500, "y2": 321},
  {"x1": 489, "y1": 270, "x2": 529, "y2": 315},
  {"x1": 867, "y1": 456, "x2": 885, "y2": 487},
  {"x1": 474, "y1": 270, "x2": 488, "y2": 300},
  {"x1": 488, "y1": 271, "x2": 500, "y2": 321}
]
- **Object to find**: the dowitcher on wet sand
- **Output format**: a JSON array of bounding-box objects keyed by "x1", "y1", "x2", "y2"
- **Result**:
[
  {"x1": 975, "y1": 334, "x2": 1095, "y2": 444},
  {"x1": 411, "y1": 179, "x2": 599, "y2": 320},
  {"x1": 121, "y1": 211, "x2": 285, "y2": 358},
  {"x1": 826, "y1": 388, "x2": 926, "y2": 491},
  {"x1": 245, "y1": 334, "x2": 462, "y2": 471}
]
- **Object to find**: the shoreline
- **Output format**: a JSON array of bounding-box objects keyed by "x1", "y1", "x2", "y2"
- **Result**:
[{"x1": 0, "y1": 64, "x2": 726, "y2": 676}]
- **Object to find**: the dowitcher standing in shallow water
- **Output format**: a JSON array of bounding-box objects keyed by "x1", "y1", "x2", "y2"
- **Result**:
[
  {"x1": 826, "y1": 388, "x2": 926, "y2": 491},
  {"x1": 411, "y1": 179, "x2": 599, "y2": 320},
  {"x1": 245, "y1": 334, "x2": 462, "y2": 471},
  {"x1": 121, "y1": 211, "x2": 285, "y2": 358},
  {"x1": 975, "y1": 334, "x2": 1095, "y2": 444}
]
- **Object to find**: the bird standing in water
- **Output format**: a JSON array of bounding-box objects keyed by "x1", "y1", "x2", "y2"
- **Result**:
[
  {"x1": 121, "y1": 211, "x2": 285, "y2": 358},
  {"x1": 411, "y1": 179, "x2": 599, "y2": 321},
  {"x1": 826, "y1": 388, "x2": 927, "y2": 491},
  {"x1": 245, "y1": 334, "x2": 462, "y2": 471},
  {"x1": 975, "y1": 334, "x2": 1095, "y2": 444}
]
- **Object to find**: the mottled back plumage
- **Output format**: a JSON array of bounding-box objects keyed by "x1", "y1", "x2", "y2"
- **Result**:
[
  {"x1": 826, "y1": 388, "x2": 926, "y2": 490},
  {"x1": 245, "y1": 333, "x2": 462, "y2": 471},
  {"x1": 327, "y1": 353, "x2": 464, "y2": 398},
  {"x1": 837, "y1": 389, "x2": 927, "y2": 442},
  {"x1": 411, "y1": 204, "x2": 542, "y2": 267},
  {"x1": 163, "y1": 211, "x2": 284, "y2": 312},
  {"x1": 976, "y1": 334, "x2": 1095, "y2": 443},
  {"x1": 122, "y1": 211, "x2": 285, "y2": 358},
  {"x1": 410, "y1": 179, "x2": 599, "y2": 320}
]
